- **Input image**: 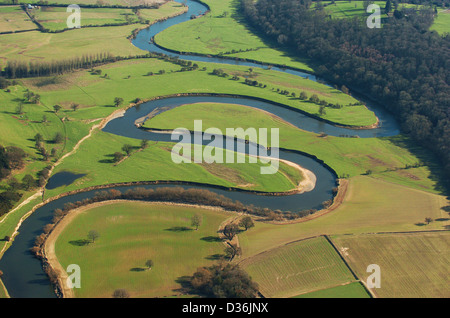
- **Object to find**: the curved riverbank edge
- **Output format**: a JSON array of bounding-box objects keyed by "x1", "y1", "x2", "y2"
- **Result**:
[
  {"x1": 125, "y1": 92, "x2": 379, "y2": 130},
  {"x1": 42, "y1": 199, "x2": 231, "y2": 298},
  {"x1": 126, "y1": 2, "x2": 190, "y2": 42},
  {"x1": 141, "y1": 101, "x2": 301, "y2": 129},
  {"x1": 151, "y1": 36, "x2": 317, "y2": 77}
]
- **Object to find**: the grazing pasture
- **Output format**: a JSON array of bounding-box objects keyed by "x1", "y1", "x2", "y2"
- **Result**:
[
  {"x1": 0, "y1": 6, "x2": 37, "y2": 33},
  {"x1": 52, "y1": 201, "x2": 230, "y2": 298},
  {"x1": 430, "y1": 9, "x2": 450, "y2": 35}
]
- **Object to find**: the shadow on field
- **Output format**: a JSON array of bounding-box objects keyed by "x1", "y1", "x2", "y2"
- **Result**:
[
  {"x1": 205, "y1": 253, "x2": 225, "y2": 261},
  {"x1": 164, "y1": 226, "x2": 193, "y2": 232},
  {"x1": 130, "y1": 267, "x2": 146, "y2": 272},
  {"x1": 98, "y1": 154, "x2": 116, "y2": 164},
  {"x1": 200, "y1": 236, "x2": 222, "y2": 242},
  {"x1": 69, "y1": 239, "x2": 91, "y2": 246},
  {"x1": 389, "y1": 136, "x2": 450, "y2": 196},
  {"x1": 173, "y1": 275, "x2": 194, "y2": 295},
  {"x1": 228, "y1": 0, "x2": 316, "y2": 70}
]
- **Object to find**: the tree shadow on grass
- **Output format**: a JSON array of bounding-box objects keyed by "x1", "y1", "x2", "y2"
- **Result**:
[
  {"x1": 98, "y1": 153, "x2": 116, "y2": 164},
  {"x1": 435, "y1": 218, "x2": 450, "y2": 222},
  {"x1": 164, "y1": 226, "x2": 193, "y2": 232},
  {"x1": 414, "y1": 222, "x2": 426, "y2": 226},
  {"x1": 173, "y1": 275, "x2": 202, "y2": 297},
  {"x1": 130, "y1": 267, "x2": 146, "y2": 272},
  {"x1": 388, "y1": 136, "x2": 450, "y2": 196},
  {"x1": 205, "y1": 254, "x2": 226, "y2": 261},
  {"x1": 69, "y1": 239, "x2": 91, "y2": 246},
  {"x1": 200, "y1": 236, "x2": 222, "y2": 242}
]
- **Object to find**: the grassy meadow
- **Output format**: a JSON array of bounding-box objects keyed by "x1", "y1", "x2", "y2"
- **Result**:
[
  {"x1": 430, "y1": 9, "x2": 450, "y2": 35},
  {"x1": 31, "y1": 2, "x2": 187, "y2": 31},
  {"x1": 43, "y1": 132, "x2": 305, "y2": 199},
  {"x1": 0, "y1": 2, "x2": 186, "y2": 69},
  {"x1": 316, "y1": 1, "x2": 389, "y2": 19},
  {"x1": 0, "y1": 6, "x2": 37, "y2": 33},
  {"x1": 53, "y1": 201, "x2": 230, "y2": 298}
]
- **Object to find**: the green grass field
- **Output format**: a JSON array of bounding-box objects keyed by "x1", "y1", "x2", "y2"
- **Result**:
[
  {"x1": 53, "y1": 201, "x2": 229, "y2": 298},
  {"x1": 294, "y1": 282, "x2": 370, "y2": 298},
  {"x1": 0, "y1": 3, "x2": 186, "y2": 69},
  {"x1": 31, "y1": 2, "x2": 186, "y2": 31},
  {"x1": 430, "y1": 9, "x2": 450, "y2": 35},
  {"x1": 0, "y1": 6, "x2": 37, "y2": 33},
  {"x1": 33, "y1": 7, "x2": 139, "y2": 31},
  {"x1": 240, "y1": 236, "x2": 358, "y2": 298},
  {"x1": 25, "y1": 58, "x2": 376, "y2": 126},
  {"x1": 154, "y1": 0, "x2": 314, "y2": 72},
  {"x1": 316, "y1": 1, "x2": 389, "y2": 19},
  {"x1": 332, "y1": 232, "x2": 450, "y2": 298},
  {"x1": 43, "y1": 130, "x2": 304, "y2": 198}
]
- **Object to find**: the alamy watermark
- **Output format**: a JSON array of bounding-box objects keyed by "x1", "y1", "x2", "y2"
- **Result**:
[
  {"x1": 367, "y1": 4, "x2": 381, "y2": 29},
  {"x1": 66, "y1": 4, "x2": 81, "y2": 29},
  {"x1": 366, "y1": 264, "x2": 381, "y2": 289},
  {"x1": 66, "y1": 264, "x2": 81, "y2": 289},
  {"x1": 170, "y1": 120, "x2": 280, "y2": 175}
]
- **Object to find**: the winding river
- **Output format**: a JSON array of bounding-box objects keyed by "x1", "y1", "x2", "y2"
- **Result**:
[{"x1": 0, "y1": 0, "x2": 400, "y2": 298}]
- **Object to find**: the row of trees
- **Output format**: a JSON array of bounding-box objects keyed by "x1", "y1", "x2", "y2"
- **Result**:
[
  {"x1": 2, "y1": 53, "x2": 116, "y2": 79},
  {"x1": 1, "y1": 50, "x2": 201, "y2": 80},
  {"x1": 241, "y1": 0, "x2": 450, "y2": 186}
]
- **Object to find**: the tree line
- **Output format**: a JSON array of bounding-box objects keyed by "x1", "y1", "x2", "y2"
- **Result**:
[
  {"x1": 1, "y1": 51, "x2": 202, "y2": 79},
  {"x1": 2, "y1": 53, "x2": 116, "y2": 79},
  {"x1": 241, "y1": 0, "x2": 450, "y2": 187}
]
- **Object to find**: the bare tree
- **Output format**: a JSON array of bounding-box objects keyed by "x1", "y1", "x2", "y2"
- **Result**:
[
  {"x1": 191, "y1": 214, "x2": 203, "y2": 230},
  {"x1": 145, "y1": 259, "x2": 154, "y2": 270},
  {"x1": 87, "y1": 230, "x2": 99, "y2": 243}
]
